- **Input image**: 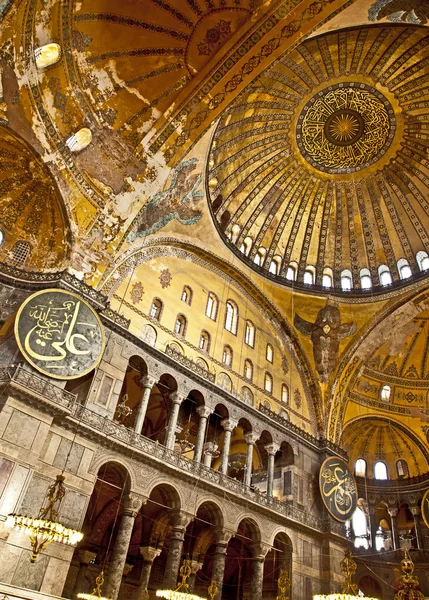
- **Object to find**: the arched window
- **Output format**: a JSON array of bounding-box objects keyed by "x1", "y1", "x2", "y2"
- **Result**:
[
  {"x1": 266, "y1": 343, "x2": 273, "y2": 363},
  {"x1": 396, "y1": 459, "x2": 409, "y2": 479},
  {"x1": 231, "y1": 224, "x2": 241, "y2": 243},
  {"x1": 322, "y1": 267, "x2": 333, "y2": 288},
  {"x1": 375, "y1": 525, "x2": 388, "y2": 551},
  {"x1": 281, "y1": 384, "x2": 289, "y2": 405},
  {"x1": 380, "y1": 385, "x2": 391, "y2": 402},
  {"x1": 378, "y1": 264, "x2": 392, "y2": 286},
  {"x1": 352, "y1": 505, "x2": 369, "y2": 549},
  {"x1": 374, "y1": 461, "x2": 388, "y2": 480},
  {"x1": 269, "y1": 256, "x2": 281, "y2": 275},
  {"x1": 205, "y1": 292, "x2": 218, "y2": 321},
  {"x1": 239, "y1": 236, "x2": 253, "y2": 256},
  {"x1": 174, "y1": 314, "x2": 187, "y2": 336},
  {"x1": 181, "y1": 285, "x2": 192, "y2": 305},
  {"x1": 218, "y1": 372, "x2": 232, "y2": 392},
  {"x1": 244, "y1": 359, "x2": 253, "y2": 381},
  {"x1": 360, "y1": 268, "x2": 372, "y2": 290},
  {"x1": 0, "y1": 229, "x2": 4, "y2": 246},
  {"x1": 416, "y1": 251, "x2": 429, "y2": 271},
  {"x1": 355, "y1": 458, "x2": 366, "y2": 477},
  {"x1": 150, "y1": 298, "x2": 163, "y2": 320},
  {"x1": 224, "y1": 300, "x2": 238, "y2": 334},
  {"x1": 199, "y1": 330, "x2": 210, "y2": 352},
  {"x1": 286, "y1": 263, "x2": 297, "y2": 281},
  {"x1": 397, "y1": 258, "x2": 412, "y2": 280},
  {"x1": 241, "y1": 386, "x2": 254, "y2": 406},
  {"x1": 10, "y1": 241, "x2": 32, "y2": 267},
  {"x1": 303, "y1": 266, "x2": 315, "y2": 285},
  {"x1": 245, "y1": 320, "x2": 255, "y2": 347},
  {"x1": 254, "y1": 247, "x2": 266, "y2": 267},
  {"x1": 341, "y1": 269, "x2": 353, "y2": 291},
  {"x1": 222, "y1": 345, "x2": 233, "y2": 367},
  {"x1": 264, "y1": 372, "x2": 273, "y2": 394}
]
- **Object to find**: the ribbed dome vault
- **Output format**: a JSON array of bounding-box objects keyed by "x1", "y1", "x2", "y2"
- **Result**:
[{"x1": 207, "y1": 25, "x2": 429, "y2": 295}]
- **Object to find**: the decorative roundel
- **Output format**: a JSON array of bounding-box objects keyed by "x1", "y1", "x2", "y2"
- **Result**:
[
  {"x1": 296, "y1": 83, "x2": 395, "y2": 174},
  {"x1": 319, "y1": 456, "x2": 357, "y2": 522},
  {"x1": 421, "y1": 489, "x2": 429, "y2": 529},
  {"x1": 15, "y1": 289, "x2": 105, "y2": 380}
]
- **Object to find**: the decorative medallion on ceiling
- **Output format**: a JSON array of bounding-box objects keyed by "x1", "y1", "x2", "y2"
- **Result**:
[{"x1": 207, "y1": 26, "x2": 429, "y2": 295}]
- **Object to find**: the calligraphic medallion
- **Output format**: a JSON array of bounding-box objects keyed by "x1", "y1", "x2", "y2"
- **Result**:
[
  {"x1": 15, "y1": 289, "x2": 104, "y2": 380},
  {"x1": 296, "y1": 83, "x2": 395, "y2": 174},
  {"x1": 319, "y1": 456, "x2": 357, "y2": 522},
  {"x1": 421, "y1": 489, "x2": 429, "y2": 529}
]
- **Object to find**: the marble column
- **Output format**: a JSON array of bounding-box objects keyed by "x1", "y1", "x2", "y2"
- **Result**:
[
  {"x1": 368, "y1": 505, "x2": 378, "y2": 550},
  {"x1": 162, "y1": 513, "x2": 191, "y2": 589},
  {"x1": 220, "y1": 419, "x2": 236, "y2": 475},
  {"x1": 244, "y1": 433, "x2": 258, "y2": 487},
  {"x1": 134, "y1": 376, "x2": 156, "y2": 434},
  {"x1": 212, "y1": 538, "x2": 229, "y2": 600},
  {"x1": 165, "y1": 393, "x2": 184, "y2": 450},
  {"x1": 265, "y1": 444, "x2": 278, "y2": 498},
  {"x1": 250, "y1": 554, "x2": 265, "y2": 600},
  {"x1": 410, "y1": 506, "x2": 424, "y2": 549},
  {"x1": 388, "y1": 507, "x2": 400, "y2": 550},
  {"x1": 104, "y1": 493, "x2": 144, "y2": 600},
  {"x1": 203, "y1": 442, "x2": 218, "y2": 468},
  {"x1": 137, "y1": 546, "x2": 161, "y2": 595},
  {"x1": 73, "y1": 549, "x2": 97, "y2": 598},
  {"x1": 194, "y1": 406, "x2": 211, "y2": 463},
  {"x1": 189, "y1": 560, "x2": 203, "y2": 592}
]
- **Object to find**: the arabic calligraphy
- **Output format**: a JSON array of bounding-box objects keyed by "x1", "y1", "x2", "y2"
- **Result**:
[
  {"x1": 319, "y1": 457, "x2": 357, "y2": 522},
  {"x1": 296, "y1": 83, "x2": 395, "y2": 174},
  {"x1": 15, "y1": 289, "x2": 104, "y2": 380},
  {"x1": 421, "y1": 489, "x2": 429, "y2": 530}
]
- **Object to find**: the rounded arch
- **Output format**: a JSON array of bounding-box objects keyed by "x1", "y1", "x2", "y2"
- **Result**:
[
  {"x1": 89, "y1": 456, "x2": 135, "y2": 492},
  {"x1": 195, "y1": 499, "x2": 225, "y2": 531},
  {"x1": 146, "y1": 481, "x2": 182, "y2": 510}
]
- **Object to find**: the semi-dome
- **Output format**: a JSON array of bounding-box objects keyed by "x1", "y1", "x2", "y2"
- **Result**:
[{"x1": 207, "y1": 25, "x2": 429, "y2": 295}]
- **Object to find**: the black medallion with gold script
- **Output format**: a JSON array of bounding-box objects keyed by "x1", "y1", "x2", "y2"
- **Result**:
[
  {"x1": 15, "y1": 289, "x2": 105, "y2": 380},
  {"x1": 319, "y1": 456, "x2": 357, "y2": 522},
  {"x1": 421, "y1": 489, "x2": 429, "y2": 529}
]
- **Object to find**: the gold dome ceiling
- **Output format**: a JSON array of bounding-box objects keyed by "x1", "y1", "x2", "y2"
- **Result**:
[{"x1": 207, "y1": 25, "x2": 429, "y2": 295}]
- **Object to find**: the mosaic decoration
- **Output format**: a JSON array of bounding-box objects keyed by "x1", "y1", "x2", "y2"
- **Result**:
[
  {"x1": 296, "y1": 83, "x2": 394, "y2": 174},
  {"x1": 282, "y1": 356, "x2": 289, "y2": 375},
  {"x1": 0, "y1": 0, "x2": 14, "y2": 21},
  {"x1": 130, "y1": 281, "x2": 144, "y2": 304},
  {"x1": 369, "y1": 0, "x2": 429, "y2": 24},
  {"x1": 198, "y1": 20, "x2": 231, "y2": 55},
  {"x1": 15, "y1": 289, "x2": 104, "y2": 380},
  {"x1": 159, "y1": 269, "x2": 172, "y2": 289},
  {"x1": 294, "y1": 389, "x2": 302, "y2": 409},
  {"x1": 127, "y1": 158, "x2": 203, "y2": 242},
  {"x1": 319, "y1": 456, "x2": 357, "y2": 522}
]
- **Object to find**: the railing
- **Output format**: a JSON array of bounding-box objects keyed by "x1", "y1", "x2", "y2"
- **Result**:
[
  {"x1": 165, "y1": 346, "x2": 216, "y2": 383},
  {"x1": 355, "y1": 473, "x2": 429, "y2": 494}
]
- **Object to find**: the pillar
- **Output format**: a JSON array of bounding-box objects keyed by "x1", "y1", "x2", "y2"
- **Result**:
[
  {"x1": 72, "y1": 549, "x2": 97, "y2": 598},
  {"x1": 220, "y1": 419, "x2": 236, "y2": 475},
  {"x1": 203, "y1": 442, "x2": 218, "y2": 468},
  {"x1": 165, "y1": 392, "x2": 184, "y2": 450},
  {"x1": 138, "y1": 546, "x2": 161, "y2": 595},
  {"x1": 265, "y1": 444, "x2": 278, "y2": 498},
  {"x1": 388, "y1": 507, "x2": 400, "y2": 550},
  {"x1": 211, "y1": 533, "x2": 230, "y2": 600},
  {"x1": 410, "y1": 506, "x2": 424, "y2": 549},
  {"x1": 244, "y1": 433, "x2": 258, "y2": 488},
  {"x1": 369, "y1": 505, "x2": 378, "y2": 550},
  {"x1": 250, "y1": 553, "x2": 265, "y2": 600},
  {"x1": 189, "y1": 560, "x2": 203, "y2": 592},
  {"x1": 194, "y1": 406, "x2": 211, "y2": 463},
  {"x1": 104, "y1": 494, "x2": 144, "y2": 600},
  {"x1": 162, "y1": 512, "x2": 191, "y2": 589},
  {"x1": 134, "y1": 376, "x2": 156, "y2": 434}
]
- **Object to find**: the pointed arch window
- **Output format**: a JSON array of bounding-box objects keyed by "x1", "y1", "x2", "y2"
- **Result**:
[
  {"x1": 374, "y1": 461, "x2": 388, "y2": 480},
  {"x1": 174, "y1": 314, "x2": 187, "y2": 336},
  {"x1": 264, "y1": 372, "x2": 273, "y2": 394},
  {"x1": 222, "y1": 345, "x2": 233, "y2": 367},
  {"x1": 266, "y1": 344, "x2": 273, "y2": 363},
  {"x1": 245, "y1": 320, "x2": 255, "y2": 348},
  {"x1": 205, "y1": 292, "x2": 218, "y2": 321},
  {"x1": 224, "y1": 300, "x2": 238, "y2": 335},
  {"x1": 181, "y1": 285, "x2": 193, "y2": 305},
  {"x1": 150, "y1": 298, "x2": 163, "y2": 321},
  {"x1": 199, "y1": 330, "x2": 210, "y2": 352},
  {"x1": 244, "y1": 359, "x2": 253, "y2": 381}
]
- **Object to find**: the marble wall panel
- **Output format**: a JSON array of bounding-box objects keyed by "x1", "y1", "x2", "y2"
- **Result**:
[
  {"x1": 2, "y1": 410, "x2": 40, "y2": 450},
  {"x1": 19, "y1": 474, "x2": 47, "y2": 518},
  {"x1": 0, "y1": 463, "x2": 29, "y2": 516},
  {"x1": 53, "y1": 437, "x2": 85, "y2": 474},
  {"x1": 60, "y1": 489, "x2": 87, "y2": 529},
  {"x1": 12, "y1": 550, "x2": 49, "y2": 590},
  {"x1": 0, "y1": 540, "x2": 21, "y2": 584}
]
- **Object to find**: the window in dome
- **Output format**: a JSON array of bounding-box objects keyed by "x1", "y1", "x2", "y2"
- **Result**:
[
  {"x1": 416, "y1": 251, "x2": 429, "y2": 272},
  {"x1": 150, "y1": 298, "x2": 163, "y2": 321},
  {"x1": 199, "y1": 330, "x2": 210, "y2": 352},
  {"x1": 355, "y1": 458, "x2": 366, "y2": 477},
  {"x1": 266, "y1": 343, "x2": 273, "y2": 363},
  {"x1": 264, "y1": 372, "x2": 273, "y2": 394},
  {"x1": 322, "y1": 268, "x2": 333, "y2": 288},
  {"x1": 222, "y1": 345, "x2": 233, "y2": 367},
  {"x1": 10, "y1": 240, "x2": 32, "y2": 267},
  {"x1": 374, "y1": 461, "x2": 388, "y2": 480},
  {"x1": 205, "y1": 292, "x2": 218, "y2": 321},
  {"x1": 174, "y1": 314, "x2": 187, "y2": 336},
  {"x1": 269, "y1": 256, "x2": 281, "y2": 275},
  {"x1": 380, "y1": 385, "x2": 391, "y2": 402},
  {"x1": 303, "y1": 266, "x2": 315, "y2": 285},
  {"x1": 396, "y1": 459, "x2": 409, "y2": 479},
  {"x1": 378, "y1": 264, "x2": 392, "y2": 286},
  {"x1": 281, "y1": 384, "x2": 289, "y2": 405},
  {"x1": 244, "y1": 359, "x2": 253, "y2": 381},
  {"x1": 181, "y1": 285, "x2": 192, "y2": 305},
  {"x1": 0, "y1": 229, "x2": 4, "y2": 246},
  {"x1": 245, "y1": 320, "x2": 255, "y2": 348},
  {"x1": 341, "y1": 269, "x2": 353, "y2": 291},
  {"x1": 397, "y1": 258, "x2": 412, "y2": 280},
  {"x1": 224, "y1": 300, "x2": 238, "y2": 334},
  {"x1": 231, "y1": 224, "x2": 241, "y2": 243},
  {"x1": 253, "y1": 247, "x2": 266, "y2": 267},
  {"x1": 360, "y1": 268, "x2": 372, "y2": 290},
  {"x1": 240, "y1": 236, "x2": 253, "y2": 256}
]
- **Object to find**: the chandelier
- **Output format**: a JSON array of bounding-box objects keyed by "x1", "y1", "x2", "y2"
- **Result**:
[
  {"x1": 157, "y1": 558, "x2": 207, "y2": 600},
  {"x1": 276, "y1": 568, "x2": 291, "y2": 600},
  {"x1": 313, "y1": 550, "x2": 378, "y2": 600},
  {"x1": 114, "y1": 393, "x2": 133, "y2": 423},
  {"x1": 78, "y1": 570, "x2": 110, "y2": 600},
  {"x1": 394, "y1": 548, "x2": 424, "y2": 600},
  {"x1": 6, "y1": 474, "x2": 84, "y2": 563},
  {"x1": 177, "y1": 429, "x2": 195, "y2": 454}
]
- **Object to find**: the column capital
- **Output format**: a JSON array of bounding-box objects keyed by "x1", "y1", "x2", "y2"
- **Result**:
[
  {"x1": 197, "y1": 405, "x2": 212, "y2": 418},
  {"x1": 215, "y1": 528, "x2": 233, "y2": 546},
  {"x1": 141, "y1": 375, "x2": 157, "y2": 388},
  {"x1": 190, "y1": 560, "x2": 203, "y2": 575},
  {"x1": 410, "y1": 506, "x2": 421, "y2": 516},
  {"x1": 221, "y1": 418, "x2": 237, "y2": 432},
  {"x1": 170, "y1": 391, "x2": 186, "y2": 405},
  {"x1": 123, "y1": 492, "x2": 145, "y2": 517},
  {"x1": 77, "y1": 549, "x2": 97, "y2": 565},
  {"x1": 252, "y1": 542, "x2": 271, "y2": 558},
  {"x1": 170, "y1": 509, "x2": 193, "y2": 530},
  {"x1": 140, "y1": 546, "x2": 162, "y2": 562},
  {"x1": 387, "y1": 507, "x2": 398, "y2": 517},
  {"x1": 245, "y1": 432, "x2": 259, "y2": 445},
  {"x1": 265, "y1": 443, "x2": 280, "y2": 455}
]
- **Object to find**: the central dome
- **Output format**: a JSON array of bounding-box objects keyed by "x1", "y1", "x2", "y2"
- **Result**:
[
  {"x1": 297, "y1": 83, "x2": 394, "y2": 173},
  {"x1": 207, "y1": 26, "x2": 429, "y2": 295}
]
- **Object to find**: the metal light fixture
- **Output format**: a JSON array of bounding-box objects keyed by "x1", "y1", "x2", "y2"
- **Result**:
[
  {"x1": 78, "y1": 570, "x2": 110, "y2": 600},
  {"x1": 115, "y1": 393, "x2": 133, "y2": 422},
  {"x1": 313, "y1": 550, "x2": 378, "y2": 600},
  {"x1": 157, "y1": 558, "x2": 207, "y2": 600},
  {"x1": 177, "y1": 429, "x2": 195, "y2": 455},
  {"x1": 276, "y1": 568, "x2": 291, "y2": 600},
  {"x1": 207, "y1": 577, "x2": 218, "y2": 600},
  {"x1": 6, "y1": 474, "x2": 84, "y2": 562},
  {"x1": 394, "y1": 549, "x2": 424, "y2": 600}
]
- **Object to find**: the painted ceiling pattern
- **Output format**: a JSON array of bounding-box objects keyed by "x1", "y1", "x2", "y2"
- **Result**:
[{"x1": 208, "y1": 25, "x2": 429, "y2": 293}]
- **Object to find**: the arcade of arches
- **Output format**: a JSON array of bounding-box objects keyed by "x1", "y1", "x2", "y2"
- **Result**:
[{"x1": 1, "y1": 0, "x2": 429, "y2": 599}]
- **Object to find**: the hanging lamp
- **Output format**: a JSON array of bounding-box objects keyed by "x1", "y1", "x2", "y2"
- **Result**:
[
  {"x1": 78, "y1": 570, "x2": 110, "y2": 600},
  {"x1": 394, "y1": 549, "x2": 424, "y2": 600},
  {"x1": 313, "y1": 550, "x2": 379, "y2": 600},
  {"x1": 157, "y1": 558, "x2": 207, "y2": 600}
]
